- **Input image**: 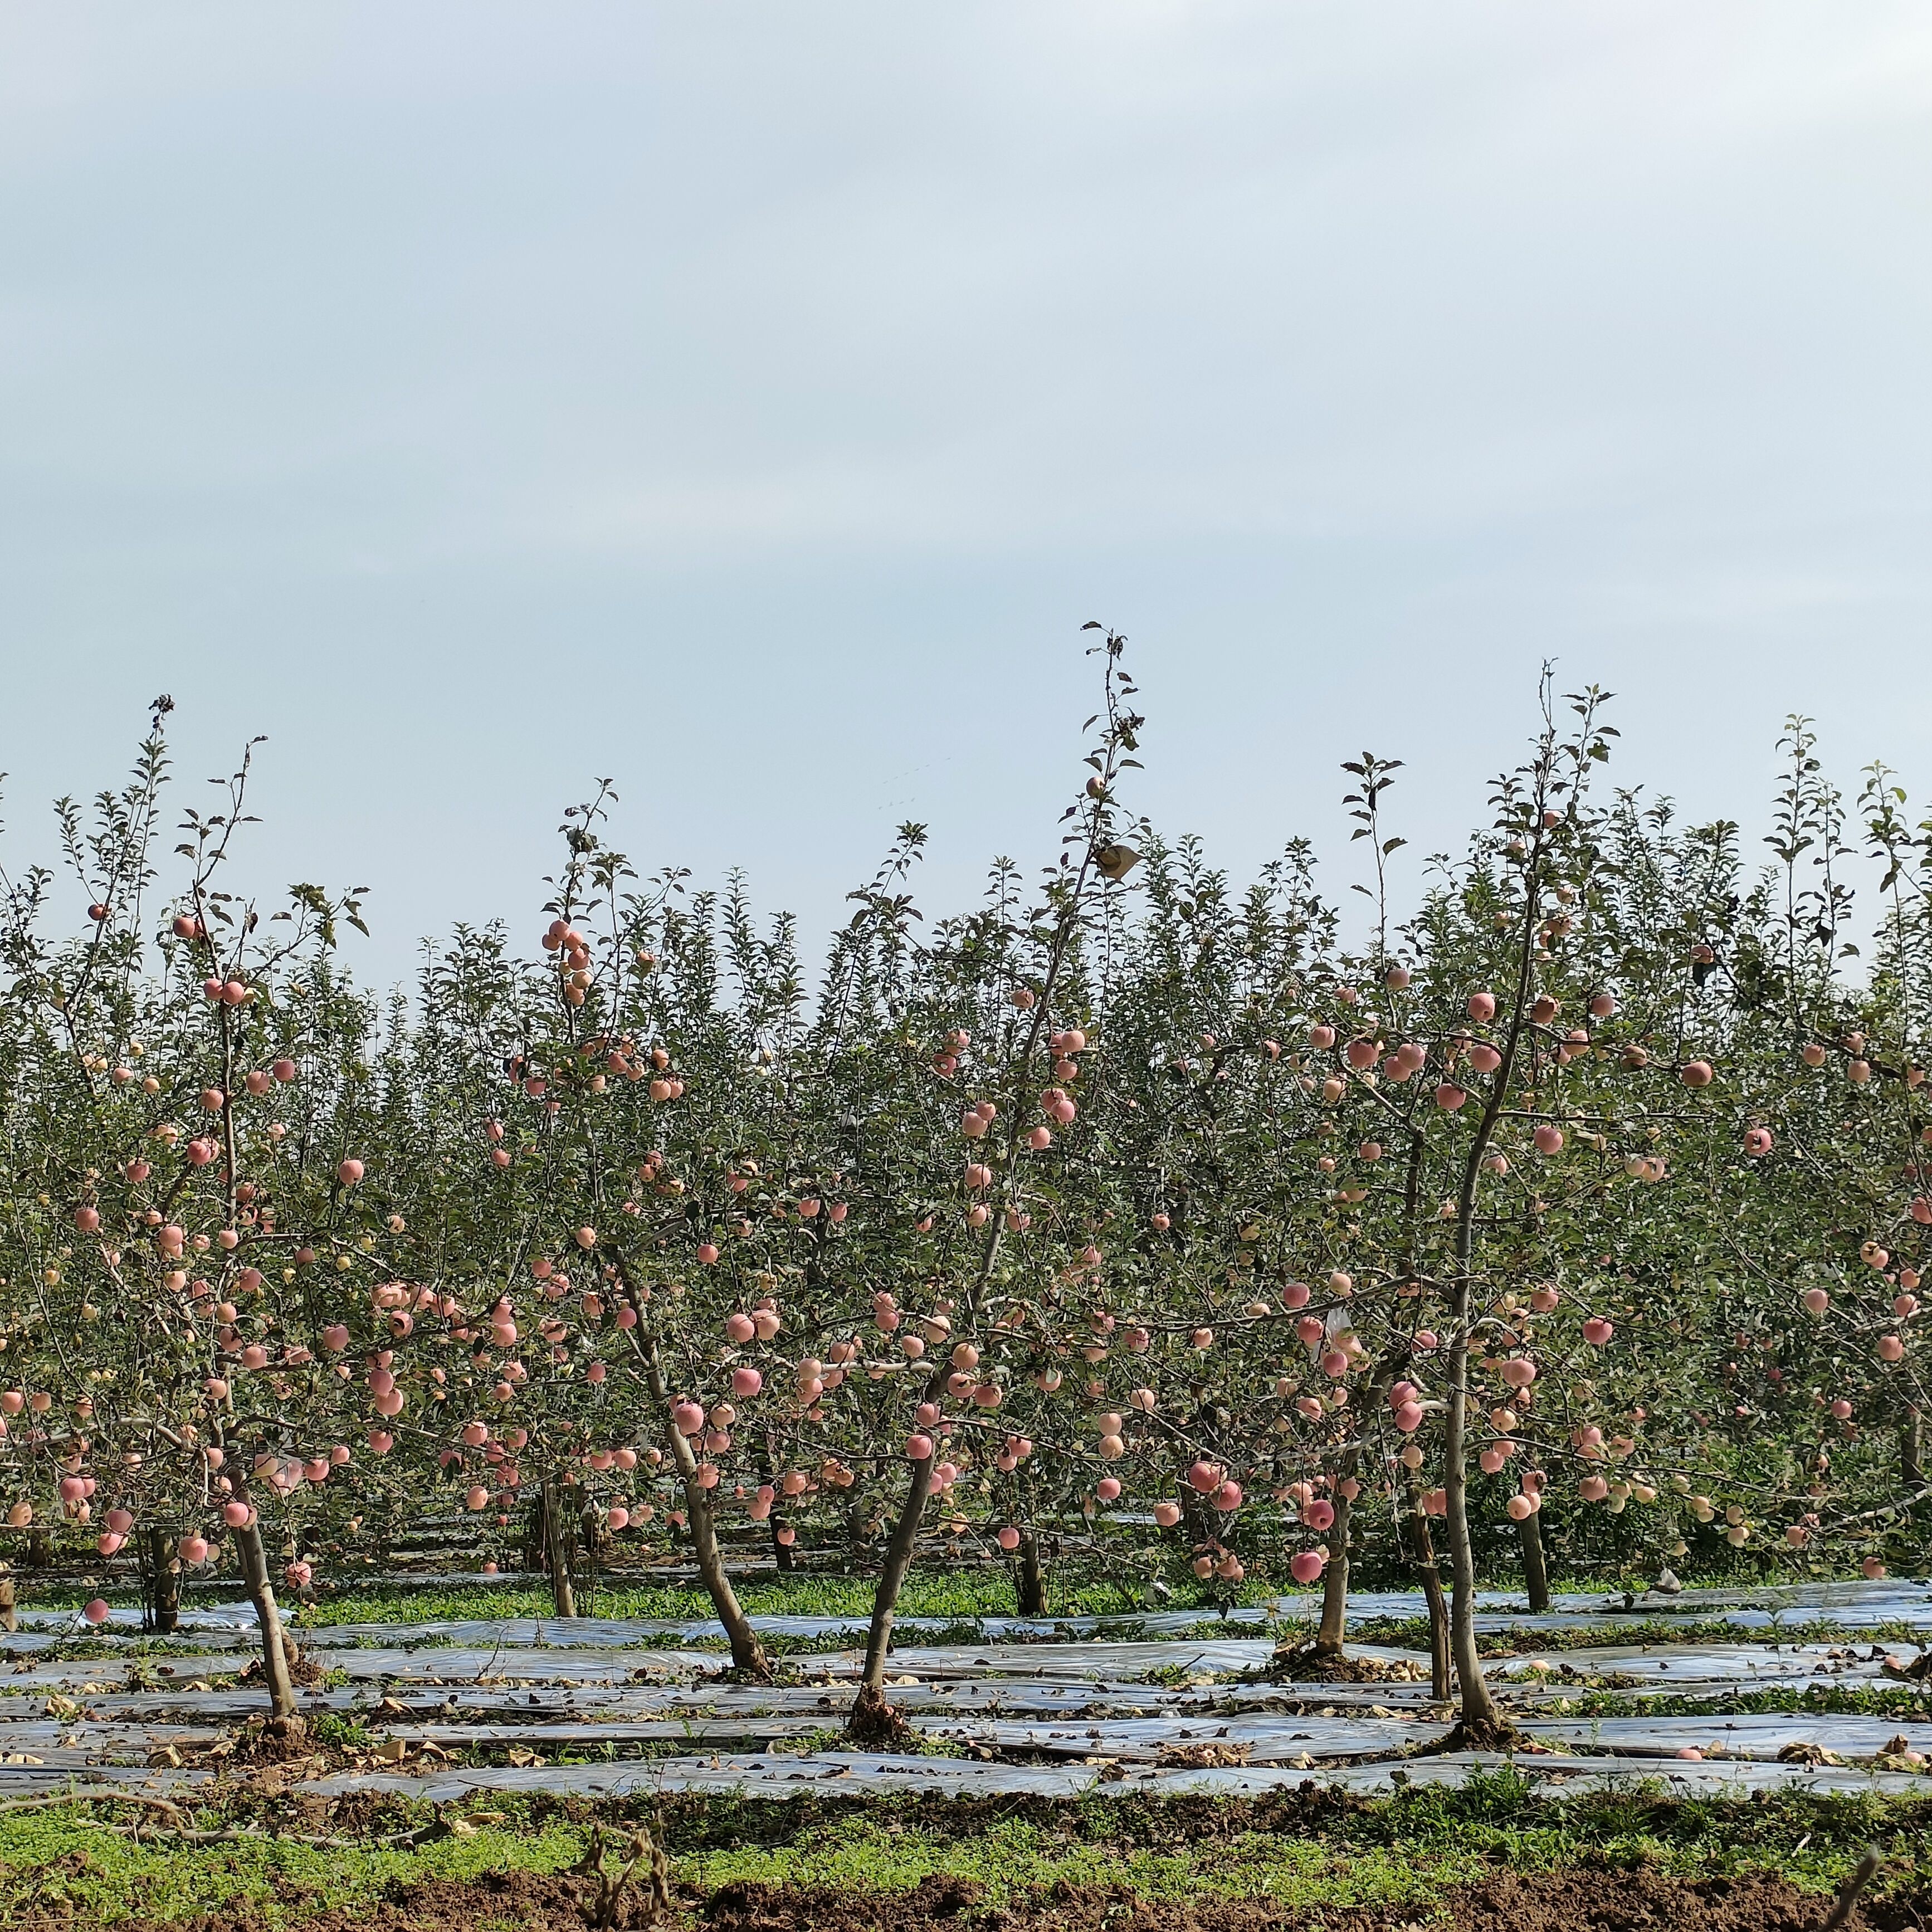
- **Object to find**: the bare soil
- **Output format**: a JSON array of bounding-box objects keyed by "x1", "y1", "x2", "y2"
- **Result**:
[
  {"x1": 17, "y1": 1867, "x2": 1925, "y2": 1931},
  {"x1": 704, "y1": 1871, "x2": 1922, "y2": 1930}
]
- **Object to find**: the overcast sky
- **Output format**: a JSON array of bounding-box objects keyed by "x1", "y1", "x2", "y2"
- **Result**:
[{"x1": 3, "y1": 3, "x2": 1929, "y2": 985}]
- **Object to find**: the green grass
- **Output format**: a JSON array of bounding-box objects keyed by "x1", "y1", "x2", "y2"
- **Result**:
[
  {"x1": 6, "y1": 1556, "x2": 1925, "y2": 1922},
  {"x1": 13, "y1": 1552, "x2": 1913, "y2": 1624},
  {"x1": 2, "y1": 1778, "x2": 1926, "y2": 1923},
  {"x1": 2, "y1": 1807, "x2": 587, "y2": 1924},
  {"x1": 285, "y1": 1567, "x2": 1230, "y2": 1628},
  {"x1": 1336, "y1": 1613, "x2": 1930, "y2": 1658},
  {"x1": 0, "y1": 1635, "x2": 228, "y2": 1665},
  {"x1": 304, "y1": 1557, "x2": 1826, "y2": 1628},
  {"x1": 9, "y1": 1563, "x2": 1180, "y2": 1624},
  {"x1": 679, "y1": 1805, "x2": 1450, "y2": 1909},
  {"x1": 675, "y1": 1779, "x2": 1907, "y2": 1906},
  {"x1": 1528, "y1": 1681, "x2": 1932, "y2": 1720}
]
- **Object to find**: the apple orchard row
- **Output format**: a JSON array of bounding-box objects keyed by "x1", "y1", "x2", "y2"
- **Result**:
[{"x1": 1, "y1": 665, "x2": 1925, "y2": 1726}]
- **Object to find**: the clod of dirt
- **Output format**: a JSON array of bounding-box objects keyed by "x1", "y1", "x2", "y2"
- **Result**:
[
  {"x1": 219, "y1": 1713, "x2": 314, "y2": 1765},
  {"x1": 1439, "y1": 1716, "x2": 1519, "y2": 1754},
  {"x1": 709, "y1": 1873, "x2": 984, "y2": 1928},
  {"x1": 1269, "y1": 1643, "x2": 1427, "y2": 1684},
  {"x1": 1154, "y1": 1741, "x2": 1252, "y2": 1769}
]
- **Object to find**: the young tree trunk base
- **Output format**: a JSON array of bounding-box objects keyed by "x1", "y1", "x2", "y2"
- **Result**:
[
  {"x1": 142, "y1": 1526, "x2": 180, "y2": 1634},
  {"x1": 1402, "y1": 1485, "x2": 1453, "y2": 1702},
  {"x1": 1518, "y1": 1509, "x2": 1552, "y2": 1614},
  {"x1": 1314, "y1": 1491, "x2": 1353, "y2": 1658},
  {"x1": 845, "y1": 1681, "x2": 915, "y2": 1748},
  {"x1": 687, "y1": 1484, "x2": 769, "y2": 1681},
  {"x1": 540, "y1": 1478, "x2": 579, "y2": 1619},
  {"x1": 852, "y1": 1453, "x2": 936, "y2": 1729},
  {"x1": 628, "y1": 1313, "x2": 770, "y2": 1679},
  {"x1": 1016, "y1": 1534, "x2": 1047, "y2": 1617},
  {"x1": 234, "y1": 1517, "x2": 301, "y2": 1726}
]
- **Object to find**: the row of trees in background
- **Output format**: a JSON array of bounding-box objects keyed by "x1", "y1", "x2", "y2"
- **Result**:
[{"x1": 2, "y1": 643, "x2": 1929, "y2": 1746}]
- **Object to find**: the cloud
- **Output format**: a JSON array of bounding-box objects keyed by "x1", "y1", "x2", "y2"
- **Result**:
[{"x1": 2, "y1": 2, "x2": 1929, "y2": 984}]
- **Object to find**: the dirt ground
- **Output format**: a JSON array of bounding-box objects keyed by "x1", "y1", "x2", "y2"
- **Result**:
[{"x1": 24, "y1": 1866, "x2": 1925, "y2": 1932}]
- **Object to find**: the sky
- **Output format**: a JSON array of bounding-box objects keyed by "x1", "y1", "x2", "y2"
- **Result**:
[{"x1": 2, "y1": 2, "x2": 1929, "y2": 987}]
